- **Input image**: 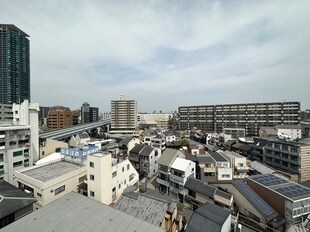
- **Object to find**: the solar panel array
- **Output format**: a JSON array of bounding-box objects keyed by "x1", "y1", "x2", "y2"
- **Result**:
[
  {"x1": 234, "y1": 181, "x2": 275, "y2": 217},
  {"x1": 276, "y1": 184, "x2": 310, "y2": 198},
  {"x1": 251, "y1": 174, "x2": 288, "y2": 186}
]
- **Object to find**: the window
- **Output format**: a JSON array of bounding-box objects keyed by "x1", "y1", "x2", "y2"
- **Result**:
[
  {"x1": 221, "y1": 174, "x2": 230, "y2": 178},
  {"x1": 122, "y1": 167, "x2": 124, "y2": 172},
  {"x1": 13, "y1": 150, "x2": 23, "y2": 157},
  {"x1": 192, "y1": 168, "x2": 194, "y2": 172},
  {"x1": 0, "y1": 153, "x2": 3, "y2": 162},
  {"x1": 90, "y1": 174, "x2": 95, "y2": 180},
  {"x1": 90, "y1": 191, "x2": 95, "y2": 197},
  {"x1": 90, "y1": 162, "x2": 94, "y2": 168},
  {"x1": 13, "y1": 161, "x2": 23, "y2": 168},
  {"x1": 129, "y1": 174, "x2": 135, "y2": 182},
  {"x1": 79, "y1": 175, "x2": 87, "y2": 183},
  {"x1": 188, "y1": 189, "x2": 196, "y2": 198},
  {"x1": 55, "y1": 185, "x2": 65, "y2": 195},
  {"x1": 0, "y1": 165, "x2": 3, "y2": 174},
  {"x1": 112, "y1": 171, "x2": 117, "y2": 178},
  {"x1": 119, "y1": 184, "x2": 121, "y2": 189},
  {"x1": 127, "y1": 164, "x2": 129, "y2": 170},
  {"x1": 124, "y1": 180, "x2": 126, "y2": 185},
  {"x1": 24, "y1": 159, "x2": 29, "y2": 167},
  {"x1": 37, "y1": 192, "x2": 42, "y2": 197}
]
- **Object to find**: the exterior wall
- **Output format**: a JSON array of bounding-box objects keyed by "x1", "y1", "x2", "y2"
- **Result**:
[
  {"x1": 39, "y1": 139, "x2": 68, "y2": 159},
  {"x1": 277, "y1": 128, "x2": 302, "y2": 140},
  {"x1": 14, "y1": 163, "x2": 87, "y2": 208},
  {"x1": 151, "y1": 137, "x2": 166, "y2": 150},
  {"x1": 300, "y1": 146, "x2": 310, "y2": 182},
  {"x1": 142, "y1": 147, "x2": 161, "y2": 178},
  {"x1": 183, "y1": 189, "x2": 213, "y2": 210},
  {"x1": 217, "y1": 168, "x2": 233, "y2": 180},
  {"x1": 143, "y1": 135, "x2": 155, "y2": 146},
  {"x1": 111, "y1": 95, "x2": 137, "y2": 133},
  {"x1": 221, "y1": 215, "x2": 231, "y2": 232},
  {"x1": 47, "y1": 107, "x2": 73, "y2": 129},
  {"x1": 87, "y1": 153, "x2": 138, "y2": 205},
  {"x1": 137, "y1": 113, "x2": 170, "y2": 127},
  {"x1": 165, "y1": 135, "x2": 176, "y2": 143},
  {"x1": 127, "y1": 138, "x2": 140, "y2": 155},
  {"x1": 0, "y1": 104, "x2": 13, "y2": 124},
  {"x1": 179, "y1": 102, "x2": 300, "y2": 136},
  {"x1": 247, "y1": 179, "x2": 286, "y2": 219}
]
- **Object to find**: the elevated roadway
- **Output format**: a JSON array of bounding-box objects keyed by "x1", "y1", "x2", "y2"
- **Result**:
[{"x1": 39, "y1": 119, "x2": 111, "y2": 140}]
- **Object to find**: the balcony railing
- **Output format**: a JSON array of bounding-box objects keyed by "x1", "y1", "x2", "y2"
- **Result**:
[
  {"x1": 170, "y1": 174, "x2": 185, "y2": 185},
  {"x1": 156, "y1": 178, "x2": 170, "y2": 187}
]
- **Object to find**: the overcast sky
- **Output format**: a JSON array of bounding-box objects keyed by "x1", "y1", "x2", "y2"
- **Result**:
[{"x1": 1, "y1": 0, "x2": 309, "y2": 112}]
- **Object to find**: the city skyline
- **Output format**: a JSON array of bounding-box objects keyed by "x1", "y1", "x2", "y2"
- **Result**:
[{"x1": 0, "y1": 1, "x2": 309, "y2": 112}]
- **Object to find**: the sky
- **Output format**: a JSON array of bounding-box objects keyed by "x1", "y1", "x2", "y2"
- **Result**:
[{"x1": 1, "y1": 0, "x2": 310, "y2": 113}]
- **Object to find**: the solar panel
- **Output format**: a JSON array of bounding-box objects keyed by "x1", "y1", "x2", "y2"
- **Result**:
[
  {"x1": 234, "y1": 181, "x2": 275, "y2": 217},
  {"x1": 251, "y1": 174, "x2": 288, "y2": 186},
  {"x1": 276, "y1": 184, "x2": 310, "y2": 198}
]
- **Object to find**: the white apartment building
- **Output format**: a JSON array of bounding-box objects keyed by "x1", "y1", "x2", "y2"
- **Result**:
[
  {"x1": 0, "y1": 100, "x2": 39, "y2": 184},
  {"x1": 111, "y1": 94, "x2": 137, "y2": 134},
  {"x1": 209, "y1": 151, "x2": 233, "y2": 181},
  {"x1": 163, "y1": 131, "x2": 176, "y2": 143},
  {"x1": 223, "y1": 128, "x2": 246, "y2": 142},
  {"x1": 14, "y1": 157, "x2": 87, "y2": 209},
  {"x1": 87, "y1": 152, "x2": 139, "y2": 205},
  {"x1": 0, "y1": 103, "x2": 13, "y2": 124},
  {"x1": 169, "y1": 157, "x2": 195, "y2": 201},
  {"x1": 137, "y1": 113, "x2": 170, "y2": 129},
  {"x1": 220, "y1": 150, "x2": 249, "y2": 177},
  {"x1": 275, "y1": 125, "x2": 302, "y2": 140}
]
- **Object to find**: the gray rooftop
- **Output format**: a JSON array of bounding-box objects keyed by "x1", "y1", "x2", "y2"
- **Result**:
[
  {"x1": 250, "y1": 161, "x2": 275, "y2": 174},
  {"x1": 209, "y1": 151, "x2": 228, "y2": 162},
  {"x1": 185, "y1": 178, "x2": 217, "y2": 198},
  {"x1": 197, "y1": 155, "x2": 215, "y2": 164},
  {"x1": 21, "y1": 161, "x2": 83, "y2": 182},
  {"x1": 0, "y1": 181, "x2": 37, "y2": 219},
  {"x1": 115, "y1": 192, "x2": 173, "y2": 226},
  {"x1": 185, "y1": 202, "x2": 230, "y2": 232},
  {"x1": 1, "y1": 192, "x2": 164, "y2": 232},
  {"x1": 130, "y1": 144, "x2": 145, "y2": 154},
  {"x1": 157, "y1": 148, "x2": 184, "y2": 166},
  {"x1": 120, "y1": 136, "x2": 135, "y2": 145}
]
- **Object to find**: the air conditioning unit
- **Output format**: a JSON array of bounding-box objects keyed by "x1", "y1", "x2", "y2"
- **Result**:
[{"x1": 25, "y1": 143, "x2": 30, "y2": 147}]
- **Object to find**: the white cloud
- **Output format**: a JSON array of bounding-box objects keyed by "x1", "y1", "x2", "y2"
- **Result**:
[{"x1": 0, "y1": 0, "x2": 309, "y2": 112}]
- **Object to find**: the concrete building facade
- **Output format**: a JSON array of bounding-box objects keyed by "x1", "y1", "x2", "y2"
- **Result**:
[
  {"x1": 47, "y1": 106, "x2": 73, "y2": 129},
  {"x1": 111, "y1": 94, "x2": 137, "y2": 134},
  {"x1": 179, "y1": 102, "x2": 300, "y2": 136},
  {"x1": 0, "y1": 24, "x2": 30, "y2": 104}
]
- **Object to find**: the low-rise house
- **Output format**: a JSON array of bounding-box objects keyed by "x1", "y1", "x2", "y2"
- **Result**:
[
  {"x1": 169, "y1": 157, "x2": 195, "y2": 202},
  {"x1": 231, "y1": 142, "x2": 252, "y2": 156},
  {"x1": 209, "y1": 151, "x2": 233, "y2": 181},
  {"x1": 115, "y1": 190, "x2": 181, "y2": 232},
  {"x1": 247, "y1": 174, "x2": 310, "y2": 224},
  {"x1": 219, "y1": 150, "x2": 249, "y2": 177},
  {"x1": 151, "y1": 134, "x2": 166, "y2": 150},
  {"x1": 87, "y1": 152, "x2": 139, "y2": 205},
  {"x1": 129, "y1": 144, "x2": 161, "y2": 179},
  {"x1": 39, "y1": 138, "x2": 68, "y2": 159},
  {"x1": 119, "y1": 136, "x2": 140, "y2": 155},
  {"x1": 68, "y1": 132, "x2": 90, "y2": 147},
  {"x1": 185, "y1": 202, "x2": 231, "y2": 232},
  {"x1": 0, "y1": 180, "x2": 37, "y2": 229},
  {"x1": 157, "y1": 149, "x2": 185, "y2": 194},
  {"x1": 163, "y1": 131, "x2": 176, "y2": 143},
  {"x1": 0, "y1": 192, "x2": 165, "y2": 232},
  {"x1": 184, "y1": 178, "x2": 233, "y2": 211},
  {"x1": 197, "y1": 155, "x2": 217, "y2": 182}
]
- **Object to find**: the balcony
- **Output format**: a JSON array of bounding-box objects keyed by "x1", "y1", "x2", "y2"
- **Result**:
[
  {"x1": 157, "y1": 178, "x2": 170, "y2": 187},
  {"x1": 24, "y1": 152, "x2": 29, "y2": 157},
  {"x1": 170, "y1": 174, "x2": 186, "y2": 185}
]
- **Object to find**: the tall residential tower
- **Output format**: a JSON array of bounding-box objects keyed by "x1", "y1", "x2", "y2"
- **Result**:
[
  {"x1": 0, "y1": 24, "x2": 30, "y2": 104},
  {"x1": 111, "y1": 94, "x2": 137, "y2": 134}
]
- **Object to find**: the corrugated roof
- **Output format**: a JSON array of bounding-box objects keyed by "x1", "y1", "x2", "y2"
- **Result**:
[
  {"x1": 1, "y1": 192, "x2": 164, "y2": 232},
  {"x1": 0, "y1": 181, "x2": 37, "y2": 219}
]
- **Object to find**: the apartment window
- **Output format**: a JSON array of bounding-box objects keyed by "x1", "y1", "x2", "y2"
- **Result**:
[
  {"x1": 124, "y1": 180, "x2": 126, "y2": 185},
  {"x1": 0, "y1": 153, "x2": 3, "y2": 162},
  {"x1": 24, "y1": 159, "x2": 29, "y2": 167},
  {"x1": 122, "y1": 167, "x2": 124, "y2": 172},
  {"x1": 0, "y1": 165, "x2": 3, "y2": 174},
  {"x1": 127, "y1": 164, "x2": 129, "y2": 170},
  {"x1": 129, "y1": 173, "x2": 135, "y2": 182},
  {"x1": 192, "y1": 168, "x2": 194, "y2": 172},
  {"x1": 119, "y1": 184, "x2": 121, "y2": 189},
  {"x1": 55, "y1": 185, "x2": 65, "y2": 195},
  {"x1": 90, "y1": 191, "x2": 95, "y2": 197},
  {"x1": 90, "y1": 174, "x2": 95, "y2": 181},
  {"x1": 37, "y1": 192, "x2": 42, "y2": 197},
  {"x1": 112, "y1": 171, "x2": 117, "y2": 178},
  {"x1": 221, "y1": 174, "x2": 230, "y2": 178},
  {"x1": 13, "y1": 161, "x2": 23, "y2": 168},
  {"x1": 90, "y1": 162, "x2": 94, "y2": 168},
  {"x1": 79, "y1": 175, "x2": 87, "y2": 183},
  {"x1": 13, "y1": 150, "x2": 23, "y2": 157}
]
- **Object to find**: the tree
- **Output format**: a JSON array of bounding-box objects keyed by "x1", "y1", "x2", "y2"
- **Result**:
[{"x1": 180, "y1": 139, "x2": 189, "y2": 146}]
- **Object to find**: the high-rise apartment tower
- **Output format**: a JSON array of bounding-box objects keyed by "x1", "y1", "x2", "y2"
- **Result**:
[{"x1": 0, "y1": 24, "x2": 30, "y2": 104}]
